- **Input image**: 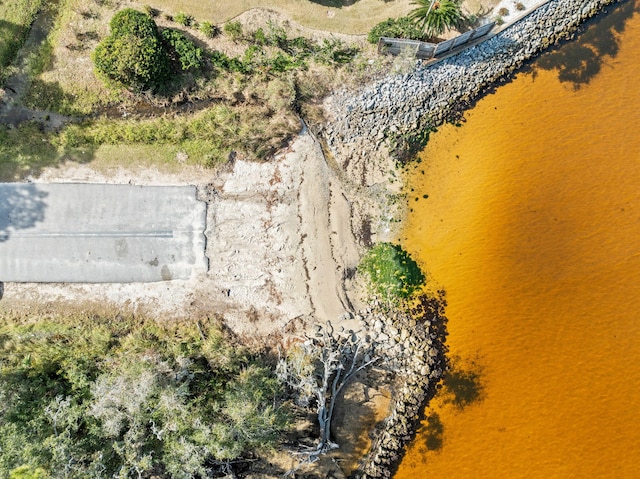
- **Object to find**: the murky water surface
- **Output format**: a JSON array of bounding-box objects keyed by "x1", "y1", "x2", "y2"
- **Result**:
[{"x1": 398, "y1": 2, "x2": 640, "y2": 477}]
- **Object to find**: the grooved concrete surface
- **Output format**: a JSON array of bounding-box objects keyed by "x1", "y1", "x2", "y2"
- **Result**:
[{"x1": 0, "y1": 183, "x2": 207, "y2": 282}]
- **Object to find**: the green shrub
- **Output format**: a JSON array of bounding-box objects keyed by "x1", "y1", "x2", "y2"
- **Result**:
[
  {"x1": 109, "y1": 8, "x2": 157, "y2": 37},
  {"x1": 367, "y1": 16, "x2": 424, "y2": 44},
  {"x1": 161, "y1": 28, "x2": 203, "y2": 71},
  {"x1": 265, "y1": 20, "x2": 288, "y2": 48},
  {"x1": 359, "y1": 242, "x2": 425, "y2": 303},
  {"x1": 93, "y1": 9, "x2": 169, "y2": 91},
  {"x1": 93, "y1": 32, "x2": 169, "y2": 91},
  {"x1": 198, "y1": 20, "x2": 218, "y2": 38},
  {"x1": 252, "y1": 27, "x2": 267, "y2": 45},
  {"x1": 9, "y1": 465, "x2": 47, "y2": 479},
  {"x1": 313, "y1": 38, "x2": 359, "y2": 65},
  {"x1": 173, "y1": 11, "x2": 193, "y2": 27},
  {"x1": 223, "y1": 20, "x2": 243, "y2": 41},
  {"x1": 267, "y1": 52, "x2": 305, "y2": 73},
  {"x1": 210, "y1": 50, "x2": 246, "y2": 73}
]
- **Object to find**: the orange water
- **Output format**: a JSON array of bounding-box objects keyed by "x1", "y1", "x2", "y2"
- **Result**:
[{"x1": 398, "y1": 4, "x2": 640, "y2": 478}]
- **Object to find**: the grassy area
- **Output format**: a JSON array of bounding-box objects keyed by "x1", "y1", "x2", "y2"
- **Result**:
[
  {"x1": 1, "y1": 0, "x2": 430, "y2": 183},
  {"x1": 0, "y1": 0, "x2": 46, "y2": 82},
  {"x1": 148, "y1": 0, "x2": 415, "y2": 35},
  {"x1": 20, "y1": 0, "x2": 125, "y2": 115},
  {"x1": 0, "y1": 97, "x2": 300, "y2": 180},
  {"x1": 0, "y1": 0, "x2": 392, "y2": 180},
  {"x1": 59, "y1": 102, "x2": 300, "y2": 164}
]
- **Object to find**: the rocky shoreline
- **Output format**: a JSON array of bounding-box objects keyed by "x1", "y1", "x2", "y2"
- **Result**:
[
  {"x1": 352, "y1": 295, "x2": 448, "y2": 479},
  {"x1": 323, "y1": 0, "x2": 624, "y2": 190},
  {"x1": 333, "y1": 1, "x2": 625, "y2": 477}
]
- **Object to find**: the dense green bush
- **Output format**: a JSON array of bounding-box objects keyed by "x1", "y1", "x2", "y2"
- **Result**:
[
  {"x1": 92, "y1": 8, "x2": 169, "y2": 91},
  {"x1": 0, "y1": 315, "x2": 290, "y2": 478},
  {"x1": 109, "y1": 8, "x2": 157, "y2": 38},
  {"x1": 367, "y1": 16, "x2": 424, "y2": 44},
  {"x1": 93, "y1": 34, "x2": 169, "y2": 91},
  {"x1": 161, "y1": 28, "x2": 203, "y2": 71},
  {"x1": 359, "y1": 242, "x2": 426, "y2": 303}
]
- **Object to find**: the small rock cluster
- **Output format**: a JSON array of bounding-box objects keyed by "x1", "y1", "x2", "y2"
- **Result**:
[
  {"x1": 323, "y1": 0, "x2": 622, "y2": 188},
  {"x1": 354, "y1": 295, "x2": 448, "y2": 479}
]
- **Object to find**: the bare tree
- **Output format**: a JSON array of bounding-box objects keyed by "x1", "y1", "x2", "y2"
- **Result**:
[{"x1": 276, "y1": 322, "x2": 379, "y2": 458}]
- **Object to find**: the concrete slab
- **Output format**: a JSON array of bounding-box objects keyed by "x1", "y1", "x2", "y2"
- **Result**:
[{"x1": 0, "y1": 183, "x2": 207, "y2": 282}]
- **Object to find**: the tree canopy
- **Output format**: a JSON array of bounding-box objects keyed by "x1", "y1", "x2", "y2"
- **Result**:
[
  {"x1": 0, "y1": 315, "x2": 290, "y2": 478},
  {"x1": 92, "y1": 9, "x2": 169, "y2": 91},
  {"x1": 409, "y1": 0, "x2": 464, "y2": 37},
  {"x1": 92, "y1": 9, "x2": 203, "y2": 92}
]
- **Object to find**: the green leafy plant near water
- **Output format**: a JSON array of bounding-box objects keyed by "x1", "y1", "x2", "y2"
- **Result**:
[
  {"x1": 368, "y1": 0, "x2": 465, "y2": 42},
  {"x1": 359, "y1": 242, "x2": 426, "y2": 304},
  {"x1": 0, "y1": 313, "x2": 290, "y2": 478}
]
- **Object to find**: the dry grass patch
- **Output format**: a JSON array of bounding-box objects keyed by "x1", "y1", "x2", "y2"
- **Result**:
[
  {"x1": 22, "y1": 0, "x2": 125, "y2": 114},
  {"x1": 148, "y1": 0, "x2": 415, "y2": 35}
]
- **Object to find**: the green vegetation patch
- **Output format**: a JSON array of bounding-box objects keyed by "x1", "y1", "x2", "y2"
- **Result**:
[
  {"x1": 359, "y1": 242, "x2": 426, "y2": 304},
  {"x1": 0, "y1": 313, "x2": 290, "y2": 478},
  {"x1": 161, "y1": 28, "x2": 203, "y2": 71},
  {"x1": 0, "y1": 0, "x2": 46, "y2": 82},
  {"x1": 409, "y1": 0, "x2": 464, "y2": 38},
  {"x1": 92, "y1": 9, "x2": 170, "y2": 92},
  {"x1": 367, "y1": 16, "x2": 425, "y2": 44},
  {"x1": 56, "y1": 103, "x2": 297, "y2": 165}
]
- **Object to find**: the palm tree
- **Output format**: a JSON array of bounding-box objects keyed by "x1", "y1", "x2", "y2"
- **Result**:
[{"x1": 409, "y1": 0, "x2": 464, "y2": 38}]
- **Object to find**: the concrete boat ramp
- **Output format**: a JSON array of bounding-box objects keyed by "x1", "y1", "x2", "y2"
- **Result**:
[{"x1": 0, "y1": 183, "x2": 207, "y2": 282}]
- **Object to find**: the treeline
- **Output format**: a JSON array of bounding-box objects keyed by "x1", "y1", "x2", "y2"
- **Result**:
[{"x1": 0, "y1": 313, "x2": 289, "y2": 478}]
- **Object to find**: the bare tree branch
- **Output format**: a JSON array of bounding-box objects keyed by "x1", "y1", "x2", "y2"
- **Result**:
[{"x1": 277, "y1": 322, "x2": 380, "y2": 463}]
